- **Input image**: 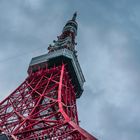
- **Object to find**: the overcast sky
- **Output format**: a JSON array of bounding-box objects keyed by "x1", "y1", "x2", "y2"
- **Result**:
[{"x1": 0, "y1": 0, "x2": 140, "y2": 140}]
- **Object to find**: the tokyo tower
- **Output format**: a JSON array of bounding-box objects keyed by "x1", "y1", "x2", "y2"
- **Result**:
[{"x1": 0, "y1": 13, "x2": 97, "y2": 140}]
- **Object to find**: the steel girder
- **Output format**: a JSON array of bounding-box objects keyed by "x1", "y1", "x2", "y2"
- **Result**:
[{"x1": 0, "y1": 64, "x2": 97, "y2": 140}]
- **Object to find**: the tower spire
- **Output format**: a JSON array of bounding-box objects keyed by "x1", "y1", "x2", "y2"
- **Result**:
[
  {"x1": 48, "y1": 13, "x2": 78, "y2": 53},
  {"x1": 72, "y1": 12, "x2": 77, "y2": 21}
]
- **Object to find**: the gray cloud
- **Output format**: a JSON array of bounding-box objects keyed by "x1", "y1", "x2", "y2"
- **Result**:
[{"x1": 0, "y1": 0, "x2": 140, "y2": 140}]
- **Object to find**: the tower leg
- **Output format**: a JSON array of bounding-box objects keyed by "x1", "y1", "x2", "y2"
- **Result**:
[{"x1": 0, "y1": 64, "x2": 97, "y2": 140}]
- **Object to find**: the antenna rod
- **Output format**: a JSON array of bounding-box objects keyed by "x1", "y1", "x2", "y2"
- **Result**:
[{"x1": 72, "y1": 12, "x2": 77, "y2": 21}]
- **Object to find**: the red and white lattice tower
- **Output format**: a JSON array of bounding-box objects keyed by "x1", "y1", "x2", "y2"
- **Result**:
[{"x1": 0, "y1": 13, "x2": 97, "y2": 140}]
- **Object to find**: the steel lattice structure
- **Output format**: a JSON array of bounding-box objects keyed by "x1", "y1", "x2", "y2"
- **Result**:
[{"x1": 0, "y1": 13, "x2": 97, "y2": 140}]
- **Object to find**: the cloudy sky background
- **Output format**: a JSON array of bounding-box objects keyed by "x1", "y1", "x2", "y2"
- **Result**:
[{"x1": 0, "y1": 0, "x2": 140, "y2": 139}]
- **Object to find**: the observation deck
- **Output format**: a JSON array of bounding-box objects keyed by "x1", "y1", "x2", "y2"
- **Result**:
[{"x1": 28, "y1": 48, "x2": 85, "y2": 98}]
